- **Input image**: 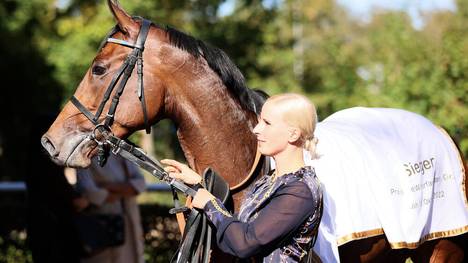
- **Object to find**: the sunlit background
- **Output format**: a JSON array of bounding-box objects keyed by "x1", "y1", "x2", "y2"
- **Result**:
[{"x1": 0, "y1": 0, "x2": 466, "y2": 262}]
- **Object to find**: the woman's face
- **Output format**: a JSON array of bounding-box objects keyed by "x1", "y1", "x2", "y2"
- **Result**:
[{"x1": 253, "y1": 101, "x2": 292, "y2": 156}]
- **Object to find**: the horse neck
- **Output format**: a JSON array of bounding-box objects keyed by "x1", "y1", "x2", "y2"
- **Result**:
[{"x1": 165, "y1": 72, "x2": 258, "y2": 187}]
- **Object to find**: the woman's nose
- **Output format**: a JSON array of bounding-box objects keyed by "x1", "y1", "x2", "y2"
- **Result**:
[{"x1": 252, "y1": 123, "x2": 261, "y2": 134}]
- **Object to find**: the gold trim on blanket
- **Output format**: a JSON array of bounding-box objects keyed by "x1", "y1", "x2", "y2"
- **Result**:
[
  {"x1": 437, "y1": 126, "x2": 468, "y2": 209},
  {"x1": 337, "y1": 225, "x2": 468, "y2": 248},
  {"x1": 389, "y1": 225, "x2": 468, "y2": 249},
  {"x1": 337, "y1": 228, "x2": 385, "y2": 245}
]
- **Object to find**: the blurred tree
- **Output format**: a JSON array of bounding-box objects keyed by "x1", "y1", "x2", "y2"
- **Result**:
[
  {"x1": 200, "y1": 0, "x2": 277, "y2": 91},
  {"x1": 0, "y1": 0, "x2": 63, "y2": 181},
  {"x1": 355, "y1": 6, "x2": 467, "y2": 154},
  {"x1": 0, "y1": 0, "x2": 466, "y2": 261},
  {"x1": 244, "y1": 0, "x2": 467, "y2": 154},
  {"x1": 1, "y1": 0, "x2": 466, "y2": 170}
]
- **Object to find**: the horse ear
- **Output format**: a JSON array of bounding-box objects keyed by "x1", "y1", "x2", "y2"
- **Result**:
[{"x1": 107, "y1": 0, "x2": 138, "y2": 35}]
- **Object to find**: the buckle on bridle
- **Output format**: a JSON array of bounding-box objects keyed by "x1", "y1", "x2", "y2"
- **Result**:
[
  {"x1": 89, "y1": 124, "x2": 113, "y2": 167},
  {"x1": 91, "y1": 124, "x2": 112, "y2": 143}
]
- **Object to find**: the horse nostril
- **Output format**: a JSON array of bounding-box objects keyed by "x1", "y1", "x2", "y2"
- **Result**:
[{"x1": 41, "y1": 135, "x2": 58, "y2": 157}]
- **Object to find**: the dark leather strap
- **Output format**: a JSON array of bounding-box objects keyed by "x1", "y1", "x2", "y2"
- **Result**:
[
  {"x1": 71, "y1": 19, "x2": 153, "y2": 136},
  {"x1": 177, "y1": 209, "x2": 201, "y2": 263},
  {"x1": 104, "y1": 50, "x2": 138, "y2": 127},
  {"x1": 135, "y1": 19, "x2": 151, "y2": 134},
  {"x1": 175, "y1": 168, "x2": 231, "y2": 263},
  {"x1": 135, "y1": 19, "x2": 151, "y2": 49},
  {"x1": 137, "y1": 56, "x2": 150, "y2": 134},
  {"x1": 93, "y1": 60, "x2": 129, "y2": 121},
  {"x1": 70, "y1": 96, "x2": 99, "y2": 125},
  {"x1": 201, "y1": 170, "x2": 216, "y2": 263},
  {"x1": 108, "y1": 135, "x2": 199, "y2": 197}
]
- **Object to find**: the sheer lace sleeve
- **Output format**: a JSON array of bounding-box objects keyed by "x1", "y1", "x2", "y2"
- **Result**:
[{"x1": 203, "y1": 181, "x2": 314, "y2": 258}]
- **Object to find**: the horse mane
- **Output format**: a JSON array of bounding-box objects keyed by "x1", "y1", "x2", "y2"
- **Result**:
[
  {"x1": 164, "y1": 26, "x2": 265, "y2": 114},
  {"x1": 101, "y1": 18, "x2": 266, "y2": 114}
]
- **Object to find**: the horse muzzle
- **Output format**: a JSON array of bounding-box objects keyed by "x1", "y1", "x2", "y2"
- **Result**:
[{"x1": 41, "y1": 132, "x2": 94, "y2": 168}]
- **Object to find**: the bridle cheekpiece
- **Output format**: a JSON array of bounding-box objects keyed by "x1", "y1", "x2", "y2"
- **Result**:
[
  {"x1": 71, "y1": 19, "x2": 152, "y2": 134},
  {"x1": 70, "y1": 19, "x2": 152, "y2": 166}
]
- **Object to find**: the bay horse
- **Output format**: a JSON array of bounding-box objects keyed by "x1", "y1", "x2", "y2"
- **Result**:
[{"x1": 41, "y1": 1, "x2": 467, "y2": 262}]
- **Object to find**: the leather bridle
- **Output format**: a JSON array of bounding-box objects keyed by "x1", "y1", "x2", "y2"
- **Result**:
[{"x1": 71, "y1": 19, "x2": 152, "y2": 138}]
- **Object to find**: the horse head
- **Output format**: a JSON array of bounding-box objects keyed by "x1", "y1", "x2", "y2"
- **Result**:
[
  {"x1": 41, "y1": 1, "x2": 164, "y2": 167},
  {"x1": 41, "y1": 0, "x2": 263, "y2": 173}
]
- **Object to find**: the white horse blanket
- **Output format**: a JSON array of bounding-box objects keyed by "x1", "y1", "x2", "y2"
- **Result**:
[{"x1": 304, "y1": 107, "x2": 468, "y2": 263}]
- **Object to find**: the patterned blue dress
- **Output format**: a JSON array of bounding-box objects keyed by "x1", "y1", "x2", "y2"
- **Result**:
[{"x1": 203, "y1": 166, "x2": 323, "y2": 262}]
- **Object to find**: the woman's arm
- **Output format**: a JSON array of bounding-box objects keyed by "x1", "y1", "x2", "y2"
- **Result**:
[
  {"x1": 204, "y1": 182, "x2": 315, "y2": 258},
  {"x1": 160, "y1": 159, "x2": 317, "y2": 258}
]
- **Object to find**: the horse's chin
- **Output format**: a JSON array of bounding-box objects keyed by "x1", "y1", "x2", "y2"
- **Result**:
[
  {"x1": 53, "y1": 133, "x2": 97, "y2": 168},
  {"x1": 66, "y1": 144, "x2": 95, "y2": 168}
]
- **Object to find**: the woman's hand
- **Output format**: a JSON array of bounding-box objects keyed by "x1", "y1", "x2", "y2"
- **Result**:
[
  {"x1": 192, "y1": 189, "x2": 215, "y2": 209},
  {"x1": 162, "y1": 160, "x2": 214, "y2": 209},
  {"x1": 161, "y1": 159, "x2": 202, "y2": 185}
]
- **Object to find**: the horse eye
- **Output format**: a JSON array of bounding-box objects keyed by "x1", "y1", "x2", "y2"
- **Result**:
[{"x1": 92, "y1": 65, "x2": 107, "y2": 75}]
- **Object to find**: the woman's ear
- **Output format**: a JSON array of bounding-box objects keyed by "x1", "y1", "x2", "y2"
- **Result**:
[{"x1": 288, "y1": 127, "x2": 302, "y2": 144}]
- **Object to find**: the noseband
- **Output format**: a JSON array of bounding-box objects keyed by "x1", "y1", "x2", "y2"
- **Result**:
[{"x1": 71, "y1": 19, "x2": 152, "y2": 136}]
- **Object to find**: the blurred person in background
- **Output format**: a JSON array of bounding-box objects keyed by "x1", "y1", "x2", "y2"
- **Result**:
[{"x1": 75, "y1": 153, "x2": 146, "y2": 263}]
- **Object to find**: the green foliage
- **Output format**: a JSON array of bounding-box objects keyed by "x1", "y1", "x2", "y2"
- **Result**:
[
  {"x1": 0, "y1": 232, "x2": 32, "y2": 263},
  {"x1": 241, "y1": 0, "x2": 467, "y2": 154},
  {"x1": 1, "y1": 0, "x2": 466, "y2": 167},
  {"x1": 0, "y1": 0, "x2": 466, "y2": 260},
  {"x1": 0, "y1": 202, "x2": 180, "y2": 263},
  {"x1": 0, "y1": 0, "x2": 63, "y2": 181}
]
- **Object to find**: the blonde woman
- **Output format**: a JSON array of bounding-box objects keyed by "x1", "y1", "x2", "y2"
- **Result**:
[{"x1": 162, "y1": 93, "x2": 323, "y2": 262}]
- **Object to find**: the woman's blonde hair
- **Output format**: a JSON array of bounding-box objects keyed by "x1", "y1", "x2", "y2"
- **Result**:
[{"x1": 266, "y1": 93, "x2": 319, "y2": 159}]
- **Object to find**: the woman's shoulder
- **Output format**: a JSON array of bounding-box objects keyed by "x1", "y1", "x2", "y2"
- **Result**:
[
  {"x1": 295, "y1": 166, "x2": 316, "y2": 178},
  {"x1": 281, "y1": 166, "x2": 316, "y2": 183},
  {"x1": 276, "y1": 166, "x2": 319, "y2": 196}
]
